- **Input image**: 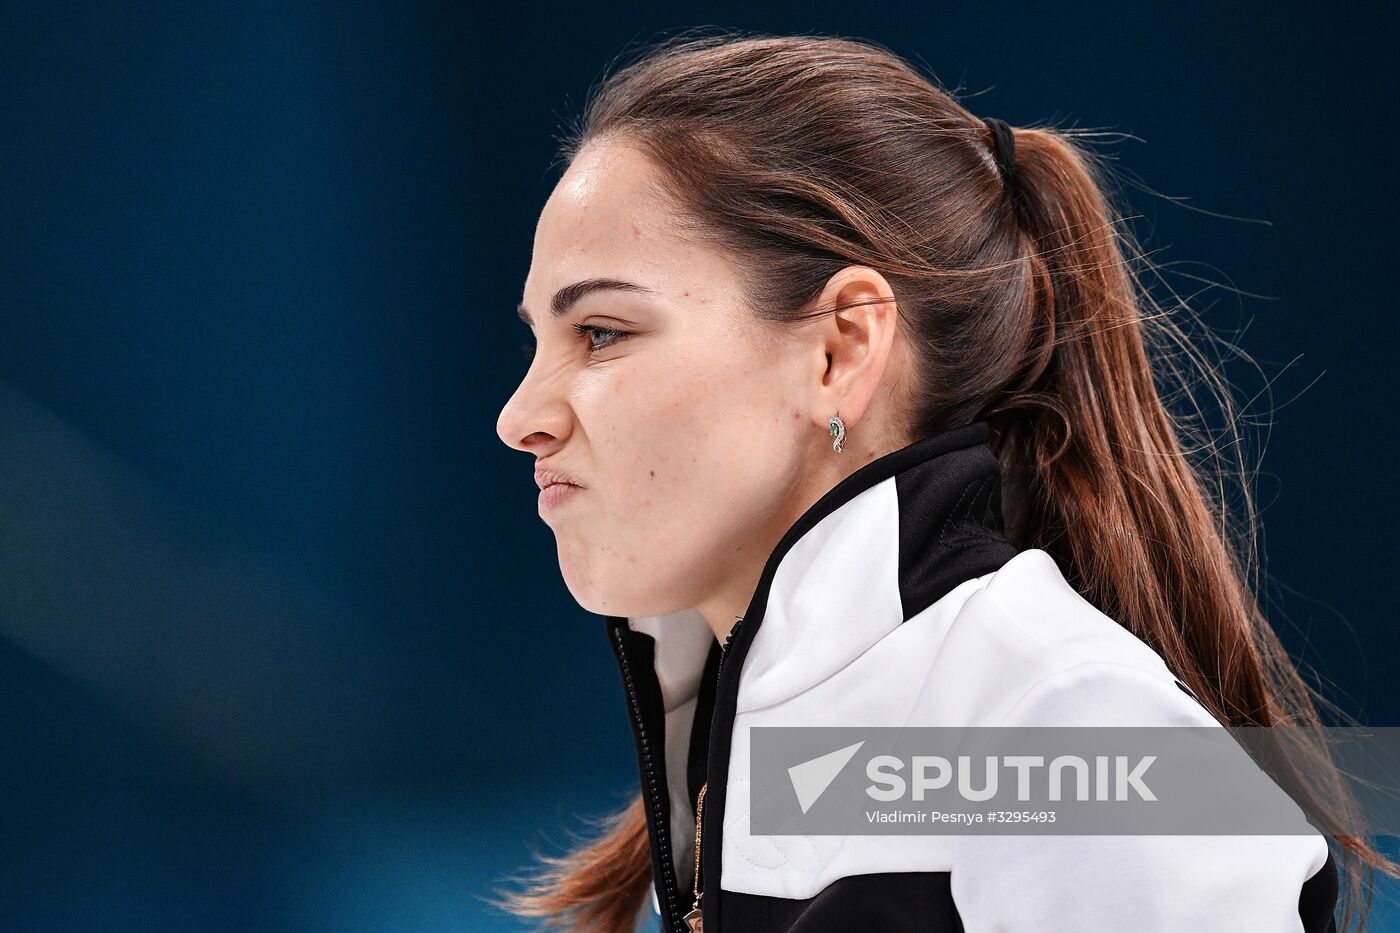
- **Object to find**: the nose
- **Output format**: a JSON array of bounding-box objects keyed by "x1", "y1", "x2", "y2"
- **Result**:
[{"x1": 496, "y1": 362, "x2": 572, "y2": 455}]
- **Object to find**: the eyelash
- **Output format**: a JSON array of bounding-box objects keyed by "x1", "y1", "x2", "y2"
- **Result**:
[{"x1": 520, "y1": 323, "x2": 630, "y2": 361}]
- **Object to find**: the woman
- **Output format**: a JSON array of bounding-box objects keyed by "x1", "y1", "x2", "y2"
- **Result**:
[{"x1": 492, "y1": 31, "x2": 1395, "y2": 933}]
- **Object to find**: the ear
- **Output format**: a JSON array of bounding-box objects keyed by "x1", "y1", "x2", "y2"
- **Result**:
[{"x1": 803, "y1": 265, "x2": 902, "y2": 432}]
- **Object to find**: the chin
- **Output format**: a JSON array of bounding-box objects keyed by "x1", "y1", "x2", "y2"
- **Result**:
[
  {"x1": 563, "y1": 575, "x2": 660, "y2": 619},
  {"x1": 555, "y1": 554, "x2": 608, "y2": 614}
]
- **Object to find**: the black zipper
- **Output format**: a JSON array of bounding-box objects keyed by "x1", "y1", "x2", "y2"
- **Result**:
[
  {"x1": 611, "y1": 624, "x2": 688, "y2": 933},
  {"x1": 719, "y1": 616, "x2": 743, "y2": 663},
  {"x1": 612, "y1": 617, "x2": 746, "y2": 933},
  {"x1": 690, "y1": 615, "x2": 745, "y2": 929}
]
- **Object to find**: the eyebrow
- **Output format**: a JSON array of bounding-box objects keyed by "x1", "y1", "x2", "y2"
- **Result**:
[{"x1": 516, "y1": 278, "x2": 656, "y2": 326}]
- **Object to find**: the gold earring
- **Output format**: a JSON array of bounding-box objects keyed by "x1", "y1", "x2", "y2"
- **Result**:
[{"x1": 828, "y1": 411, "x2": 845, "y2": 453}]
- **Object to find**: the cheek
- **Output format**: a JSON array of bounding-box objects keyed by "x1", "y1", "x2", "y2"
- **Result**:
[
  {"x1": 629, "y1": 364, "x2": 790, "y2": 523},
  {"x1": 562, "y1": 341, "x2": 801, "y2": 611},
  {"x1": 601, "y1": 350, "x2": 780, "y2": 483},
  {"x1": 598, "y1": 363, "x2": 716, "y2": 504}
]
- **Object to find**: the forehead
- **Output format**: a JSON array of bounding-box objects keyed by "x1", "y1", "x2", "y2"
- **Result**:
[
  {"x1": 525, "y1": 140, "x2": 735, "y2": 306},
  {"x1": 540, "y1": 141, "x2": 673, "y2": 246}
]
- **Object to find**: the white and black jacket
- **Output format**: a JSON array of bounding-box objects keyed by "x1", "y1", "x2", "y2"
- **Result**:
[{"x1": 605, "y1": 419, "x2": 1339, "y2": 933}]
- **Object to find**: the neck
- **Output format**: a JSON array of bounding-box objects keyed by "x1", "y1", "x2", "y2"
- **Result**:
[{"x1": 692, "y1": 438, "x2": 902, "y2": 644}]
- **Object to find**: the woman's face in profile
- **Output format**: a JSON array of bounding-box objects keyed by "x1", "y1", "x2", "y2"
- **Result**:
[{"x1": 496, "y1": 139, "x2": 829, "y2": 621}]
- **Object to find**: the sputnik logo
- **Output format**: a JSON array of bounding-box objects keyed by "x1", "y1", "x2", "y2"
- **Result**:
[{"x1": 787, "y1": 741, "x2": 865, "y2": 813}]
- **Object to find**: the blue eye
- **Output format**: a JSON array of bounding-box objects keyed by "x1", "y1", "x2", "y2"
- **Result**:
[
  {"x1": 573, "y1": 322, "x2": 629, "y2": 354},
  {"x1": 520, "y1": 324, "x2": 630, "y2": 363}
]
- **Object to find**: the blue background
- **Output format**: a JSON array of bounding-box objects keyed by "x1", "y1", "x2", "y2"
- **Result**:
[{"x1": 1, "y1": 2, "x2": 1396, "y2": 930}]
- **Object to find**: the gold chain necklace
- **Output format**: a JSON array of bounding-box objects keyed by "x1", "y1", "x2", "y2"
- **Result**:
[
  {"x1": 683, "y1": 780, "x2": 708, "y2": 931},
  {"x1": 685, "y1": 618, "x2": 740, "y2": 932}
]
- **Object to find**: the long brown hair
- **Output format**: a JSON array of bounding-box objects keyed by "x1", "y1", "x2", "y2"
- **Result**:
[{"x1": 489, "y1": 28, "x2": 1398, "y2": 932}]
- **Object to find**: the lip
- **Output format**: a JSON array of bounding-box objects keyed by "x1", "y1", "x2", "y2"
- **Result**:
[
  {"x1": 538, "y1": 481, "x2": 583, "y2": 512},
  {"x1": 535, "y1": 463, "x2": 581, "y2": 490}
]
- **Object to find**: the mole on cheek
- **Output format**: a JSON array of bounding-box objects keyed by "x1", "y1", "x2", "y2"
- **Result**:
[{"x1": 792, "y1": 410, "x2": 801, "y2": 420}]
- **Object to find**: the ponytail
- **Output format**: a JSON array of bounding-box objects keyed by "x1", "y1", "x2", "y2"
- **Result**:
[
  {"x1": 983, "y1": 122, "x2": 1396, "y2": 932},
  {"x1": 487, "y1": 793, "x2": 652, "y2": 931}
]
